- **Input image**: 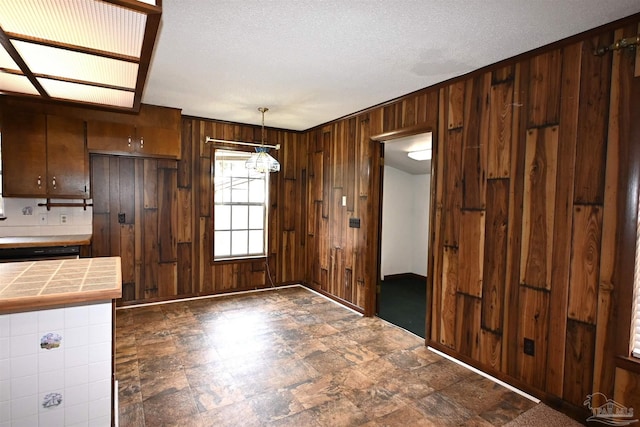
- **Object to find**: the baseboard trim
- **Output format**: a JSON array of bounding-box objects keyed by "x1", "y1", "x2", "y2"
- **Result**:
[{"x1": 383, "y1": 272, "x2": 427, "y2": 281}]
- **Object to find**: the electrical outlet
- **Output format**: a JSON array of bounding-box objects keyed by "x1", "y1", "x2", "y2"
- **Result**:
[
  {"x1": 118, "y1": 213, "x2": 126, "y2": 224},
  {"x1": 38, "y1": 213, "x2": 47, "y2": 225},
  {"x1": 523, "y1": 338, "x2": 535, "y2": 356},
  {"x1": 60, "y1": 214, "x2": 69, "y2": 224}
]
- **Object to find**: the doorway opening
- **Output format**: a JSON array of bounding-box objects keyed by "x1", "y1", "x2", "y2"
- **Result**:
[{"x1": 377, "y1": 131, "x2": 432, "y2": 338}]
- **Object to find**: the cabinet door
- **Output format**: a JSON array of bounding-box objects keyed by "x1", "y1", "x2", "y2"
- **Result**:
[
  {"x1": 47, "y1": 115, "x2": 89, "y2": 198},
  {"x1": 136, "y1": 126, "x2": 181, "y2": 159},
  {"x1": 87, "y1": 120, "x2": 136, "y2": 155},
  {"x1": 2, "y1": 112, "x2": 47, "y2": 197}
]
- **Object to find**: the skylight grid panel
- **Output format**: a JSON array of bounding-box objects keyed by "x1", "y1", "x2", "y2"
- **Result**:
[
  {"x1": 0, "y1": 73, "x2": 39, "y2": 95},
  {"x1": 0, "y1": 0, "x2": 146, "y2": 58},
  {"x1": 14, "y1": 41, "x2": 138, "y2": 89},
  {"x1": 0, "y1": 47, "x2": 19, "y2": 69},
  {"x1": 38, "y1": 78, "x2": 134, "y2": 108}
]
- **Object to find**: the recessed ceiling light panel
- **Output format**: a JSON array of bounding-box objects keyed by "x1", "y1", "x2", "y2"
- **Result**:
[
  {"x1": 0, "y1": 73, "x2": 39, "y2": 95},
  {"x1": 0, "y1": 0, "x2": 147, "y2": 57},
  {"x1": 39, "y1": 78, "x2": 134, "y2": 108},
  {"x1": 14, "y1": 41, "x2": 138, "y2": 89}
]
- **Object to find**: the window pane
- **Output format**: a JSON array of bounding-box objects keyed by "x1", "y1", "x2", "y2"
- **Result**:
[
  {"x1": 231, "y1": 205, "x2": 248, "y2": 230},
  {"x1": 248, "y1": 178, "x2": 265, "y2": 203},
  {"x1": 231, "y1": 177, "x2": 248, "y2": 203},
  {"x1": 249, "y1": 206, "x2": 264, "y2": 229},
  {"x1": 248, "y1": 230, "x2": 264, "y2": 254},
  {"x1": 214, "y1": 177, "x2": 232, "y2": 203},
  {"x1": 231, "y1": 230, "x2": 248, "y2": 255},
  {"x1": 231, "y1": 160, "x2": 247, "y2": 176},
  {"x1": 214, "y1": 231, "x2": 231, "y2": 257},
  {"x1": 214, "y1": 205, "x2": 231, "y2": 230}
]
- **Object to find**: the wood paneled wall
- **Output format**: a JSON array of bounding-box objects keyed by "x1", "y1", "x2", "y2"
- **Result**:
[
  {"x1": 307, "y1": 16, "x2": 640, "y2": 418},
  {"x1": 304, "y1": 116, "x2": 382, "y2": 313},
  {"x1": 91, "y1": 118, "x2": 307, "y2": 302}
]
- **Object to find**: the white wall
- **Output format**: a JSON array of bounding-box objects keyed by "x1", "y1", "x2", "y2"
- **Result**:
[
  {"x1": 412, "y1": 173, "x2": 430, "y2": 277},
  {"x1": 0, "y1": 197, "x2": 92, "y2": 237},
  {"x1": 381, "y1": 165, "x2": 430, "y2": 278}
]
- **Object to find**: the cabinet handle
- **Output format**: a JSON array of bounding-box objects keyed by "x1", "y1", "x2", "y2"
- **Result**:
[
  {"x1": 139, "y1": 136, "x2": 144, "y2": 149},
  {"x1": 37, "y1": 175, "x2": 42, "y2": 189},
  {"x1": 52, "y1": 176, "x2": 56, "y2": 190}
]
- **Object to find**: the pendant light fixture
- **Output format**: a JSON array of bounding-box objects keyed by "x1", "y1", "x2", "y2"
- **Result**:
[{"x1": 245, "y1": 107, "x2": 281, "y2": 173}]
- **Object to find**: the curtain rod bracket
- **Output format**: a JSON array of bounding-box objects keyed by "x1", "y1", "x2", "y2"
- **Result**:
[{"x1": 594, "y1": 35, "x2": 639, "y2": 56}]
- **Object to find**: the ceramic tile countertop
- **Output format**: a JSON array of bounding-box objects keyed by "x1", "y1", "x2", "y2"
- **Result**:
[
  {"x1": 0, "y1": 257, "x2": 121, "y2": 313},
  {"x1": 0, "y1": 234, "x2": 92, "y2": 248}
]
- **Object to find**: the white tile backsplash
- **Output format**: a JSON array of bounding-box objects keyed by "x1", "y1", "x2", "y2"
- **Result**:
[
  {"x1": 64, "y1": 365, "x2": 88, "y2": 388},
  {"x1": 0, "y1": 359, "x2": 9, "y2": 381},
  {"x1": 10, "y1": 312, "x2": 38, "y2": 336},
  {"x1": 89, "y1": 323, "x2": 111, "y2": 345},
  {"x1": 10, "y1": 375, "x2": 37, "y2": 398},
  {"x1": 0, "y1": 198, "x2": 92, "y2": 237},
  {"x1": 38, "y1": 309, "x2": 65, "y2": 332},
  {"x1": 88, "y1": 379, "x2": 110, "y2": 402},
  {"x1": 4, "y1": 302, "x2": 113, "y2": 426},
  {"x1": 64, "y1": 346, "x2": 88, "y2": 368},
  {"x1": 65, "y1": 402, "x2": 89, "y2": 425},
  {"x1": 88, "y1": 302, "x2": 112, "y2": 324},
  {"x1": 86, "y1": 415, "x2": 111, "y2": 427},
  {"x1": 64, "y1": 306, "x2": 89, "y2": 328},
  {"x1": 64, "y1": 383, "x2": 88, "y2": 405},
  {"x1": 38, "y1": 348, "x2": 64, "y2": 373},
  {"x1": 89, "y1": 343, "x2": 111, "y2": 364},
  {"x1": 11, "y1": 354, "x2": 38, "y2": 378},
  {"x1": 39, "y1": 408, "x2": 64, "y2": 427},
  {"x1": 0, "y1": 379, "x2": 9, "y2": 402},
  {"x1": 88, "y1": 361, "x2": 111, "y2": 383},
  {"x1": 11, "y1": 394, "x2": 38, "y2": 419},
  {"x1": 0, "y1": 400, "x2": 9, "y2": 422},
  {"x1": 0, "y1": 316, "x2": 9, "y2": 338},
  {"x1": 11, "y1": 415, "x2": 39, "y2": 427},
  {"x1": 0, "y1": 338, "x2": 8, "y2": 360},
  {"x1": 10, "y1": 334, "x2": 38, "y2": 357},
  {"x1": 89, "y1": 397, "x2": 111, "y2": 419},
  {"x1": 38, "y1": 370, "x2": 64, "y2": 394},
  {"x1": 64, "y1": 326, "x2": 89, "y2": 349}
]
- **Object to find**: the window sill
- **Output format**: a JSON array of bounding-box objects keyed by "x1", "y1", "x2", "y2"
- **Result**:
[
  {"x1": 212, "y1": 255, "x2": 267, "y2": 265},
  {"x1": 616, "y1": 355, "x2": 640, "y2": 374}
]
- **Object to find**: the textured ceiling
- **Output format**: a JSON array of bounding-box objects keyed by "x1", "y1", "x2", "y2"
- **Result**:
[{"x1": 142, "y1": 1, "x2": 640, "y2": 131}]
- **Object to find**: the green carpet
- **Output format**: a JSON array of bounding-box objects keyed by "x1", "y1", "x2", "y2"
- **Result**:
[{"x1": 377, "y1": 276, "x2": 426, "y2": 338}]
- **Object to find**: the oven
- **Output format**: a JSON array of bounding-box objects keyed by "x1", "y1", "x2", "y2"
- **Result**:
[{"x1": 0, "y1": 245, "x2": 81, "y2": 262}]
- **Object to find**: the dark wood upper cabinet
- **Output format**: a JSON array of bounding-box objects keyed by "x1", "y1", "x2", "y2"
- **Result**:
[
  {"x1": 2, "y1": 112, "x2": 47, "y2": 197},
  {"x1": 87, "y1": 118, "x2": 181, "y2": 159},
  {"x1": 2, "y1": 112, "x2": 89, "y2": 198},
  {"x1": 46, "y1": 115, "x2": 89, "y2": 198}
]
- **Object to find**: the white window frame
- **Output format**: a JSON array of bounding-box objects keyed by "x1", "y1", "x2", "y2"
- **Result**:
[
  {"x1": 212, "y1": 149, "x2": 269, "y2": 260},
  {"x1": 632, "y1": 190, "x2": 640, "y2": 358}
]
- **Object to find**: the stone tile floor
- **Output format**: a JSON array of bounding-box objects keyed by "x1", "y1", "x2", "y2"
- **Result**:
[{"x1": 115, "y1": 286, "x2": 536, "y2": 426}]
